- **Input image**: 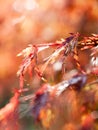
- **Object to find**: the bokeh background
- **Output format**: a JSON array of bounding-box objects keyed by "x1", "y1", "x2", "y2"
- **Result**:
[{"x1": 0, "y1": 0, "x2": 98, "y2": 129}]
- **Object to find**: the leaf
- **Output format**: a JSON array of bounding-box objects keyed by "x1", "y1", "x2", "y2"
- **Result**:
[
  {"x1": 68, "y1": 74, "x2": 87, "y2": 90},
  {"x1": 31, "y1": 85, "x2": 49, "y2": 121},
  {"x1": 42, "y1": 46, "x2": 65, "y2": 72}
]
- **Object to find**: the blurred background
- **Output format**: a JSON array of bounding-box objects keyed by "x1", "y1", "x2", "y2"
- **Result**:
[{"x1": 0, "y1": 0, "x2": 98, "y2": 129}]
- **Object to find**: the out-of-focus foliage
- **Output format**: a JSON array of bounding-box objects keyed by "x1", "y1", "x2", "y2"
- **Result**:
[{"x1": 0, "y1": 0, "x2": 98, "y2": 130}]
